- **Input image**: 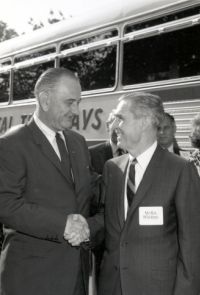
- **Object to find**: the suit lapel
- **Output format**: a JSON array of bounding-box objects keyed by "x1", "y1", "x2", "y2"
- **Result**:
[
  {"x1": 27, "y1": 119, "x2": 73, "y2": 184},
  {"x1": 125, "y1": 145, "x2": 163, "y2": 222},
  {"x1": 116, "y1": 155, "x2": 129, "y2": 229}
]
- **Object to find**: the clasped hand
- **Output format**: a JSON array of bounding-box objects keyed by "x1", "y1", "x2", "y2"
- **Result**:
[{"x1": 64, "y1": 214, "x2": 90, "y2": 246}]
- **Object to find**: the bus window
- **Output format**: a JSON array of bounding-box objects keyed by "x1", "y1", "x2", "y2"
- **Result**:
[
  {"x1": 0, "y1": 60, "x2": 11, "y2": 103},
  {"x1": 60, "y1": 45, "x2": 117, "y2": 91},
  {"x1": 13, "y1": 61, "x2": 54, "y2": 101},
  {"x1": 122, "y1": 23, "x2": 200, "y2": 86},
  {"x1": 0, "y1": 71, "x2": 10, "y2": 103},
  {"x1": 15, "y1": 47, "x2": 56, "y2": 63},
  {"x1": 125, "y1": 4, "x2": 200, "y2": 33},
  {"x1": 61, "y1": 29, "x2": 118, "y2": 50}
]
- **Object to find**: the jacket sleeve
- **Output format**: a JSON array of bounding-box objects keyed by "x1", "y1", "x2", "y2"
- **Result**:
[
  {"x1": 87, "y1": 163, "x2": 108, "y2": 248},
  {"x1": 0, "y1": 138, "x2": 67, "y2": 242},
  {"x1": 174, "y1": 161, "x2": 200, "y2": 295}
]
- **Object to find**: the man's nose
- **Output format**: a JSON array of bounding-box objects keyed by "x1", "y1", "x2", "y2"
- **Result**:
[{"x1": 158, "y1": 128, "x2": 164, "y2": 134}]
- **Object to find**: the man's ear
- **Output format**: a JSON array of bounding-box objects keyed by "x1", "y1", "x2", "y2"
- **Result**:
[
  {"x1": 38, "y1": 91, "x2": 50, "y2": 112},
  {"x1": 141, "y1": 116, "x2": 151, "y2": 131}
]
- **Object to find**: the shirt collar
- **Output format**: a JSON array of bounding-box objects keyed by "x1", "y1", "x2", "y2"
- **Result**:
[
  {"x1": 129, "y1": 141, "x2": 157, "y2": 171},
  {"x1": 33, "y1": 113, "x2": 56, "y2": 143},
  {"x1": 167, "y1": 144, "x2": 174, "y2": 153},
  {"x1": 109, "y1": 139, "x2": 118, "y2": 155}
]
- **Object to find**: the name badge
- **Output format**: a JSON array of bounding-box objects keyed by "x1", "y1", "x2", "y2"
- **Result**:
[{"x1": 139, "y1": 207, "x2": 163, "y2": 225}]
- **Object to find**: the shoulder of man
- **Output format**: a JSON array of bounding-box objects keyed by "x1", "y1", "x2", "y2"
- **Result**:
[
  {"x1": 173, "y1": 142, "x2": 191, "y2": 160},
  {"x1": 64, "y1": 129, "x2": 86, "y2": 143},
  {"x1": 179, "y1": 149, "x2": 191, "y2": 160},
  {"x1": 106, "y1": 153, "x2": 129, "y2": 167},
  {"x1": 0, "y1": 123, "x2": 26, "y2": 141},
  {"x1": 89, "y1": 141, "x2": 109, "y2": 151},
  {"x1": 163, "y1": 148, "x2": 194, "y2": 175}
]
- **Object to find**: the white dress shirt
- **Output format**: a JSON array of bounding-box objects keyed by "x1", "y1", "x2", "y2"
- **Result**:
[
  {"x1": 167, "y1": 144, "x2": 174, "y2": 153},
  {"x1": 33, "y1": 113, "x2": 64, "y2": 160},
  {"x1": 110, "y1": 140, "x2": 118, "y2": 158},
  {"x1": 124, "y1": 141, "x2": 157, "y2": 219}
]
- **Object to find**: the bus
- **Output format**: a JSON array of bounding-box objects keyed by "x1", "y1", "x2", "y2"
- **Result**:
[{"x1": 0, "y1": 0, "x2": 200, "y2": 149}]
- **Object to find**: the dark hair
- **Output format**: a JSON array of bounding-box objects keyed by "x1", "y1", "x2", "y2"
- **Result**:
[
  {"x1": 119, "y1": 91, "x2": 164, "y2": 128},
  {"x1": 34, "y1": 68, "x2": 79, "y2": 98},
  {"x1": 164, "y1": 112, "x2": 175, "y2": 123}
]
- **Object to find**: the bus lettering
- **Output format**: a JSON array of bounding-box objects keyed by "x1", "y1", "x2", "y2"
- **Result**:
[
  {"x1": 83, "y1": 109, "x2": 93, "y2": 130},
  {"x1": 0, "y1": 116, "x2": 13, "y2": 133},
  {"x1": 91, "y1": 108, "x2": 103, "y2": 130},
  {"x1": 72, "y1": 115, "x2": 80, "y2": 130},
  {"x1": 21, "y1": 114, "x2": 32, "y2": 124},
  {"x1": 72, "y1": 108, "x2": 103, "y2": 131}
]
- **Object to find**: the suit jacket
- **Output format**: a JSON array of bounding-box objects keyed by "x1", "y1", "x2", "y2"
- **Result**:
[
  {"x1": 0, "y1": 120, "x2": 93, "y2": 295},
  {"x1": 94, "y1": 145, "x2": 200, "y2": 295},
  {"x1": 89, "y1": 141, "x2": 113, "y2": 175}
]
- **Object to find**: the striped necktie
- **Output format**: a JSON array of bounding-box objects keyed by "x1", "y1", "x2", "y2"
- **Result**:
[
  {"x1": 55, "y1": 133, "x2": 73, "y2": 183},
  {"x1": 127, "y1": 158, "x2": 137, "y2": 207}
]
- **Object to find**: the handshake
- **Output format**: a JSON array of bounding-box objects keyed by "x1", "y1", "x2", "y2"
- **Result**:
[{"x1": 64, "y1": 214, "x2": 90, "y2": 246}]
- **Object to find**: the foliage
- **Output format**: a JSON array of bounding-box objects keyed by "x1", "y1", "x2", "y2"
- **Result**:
[
  {"x1": 0, "y1": 10, "x2": 65, "y2": 43},
  {"x1": 0, "y1": 20, "x2": 18, "y2": 42},
  {"x1": 28, "y1": 10, "x2": 65, "y2": 31}
]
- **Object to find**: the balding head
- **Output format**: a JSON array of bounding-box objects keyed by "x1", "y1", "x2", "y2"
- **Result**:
[
  {"x1": 34, "y1": 68, "x2": 81, "y2": 131},
  {"x1": 34, "y1": 68, "x2": 79, "y2": 99},
  {"x1": 119, "y1": 91, "x2": 164, "y2": 129}
]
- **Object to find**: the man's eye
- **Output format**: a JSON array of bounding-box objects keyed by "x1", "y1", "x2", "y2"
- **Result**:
[{"x1": 65, "y1": 99, "x2": 79, "y2": 106}]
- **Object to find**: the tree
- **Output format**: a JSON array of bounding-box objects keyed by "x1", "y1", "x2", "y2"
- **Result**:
[
  {"x1": 0, "y1": 10, "x2": 65, "y2": 42},
  {"x1": 0, "y1": 20, "x2": 18, "y2": 42},
  {"x1": 28, "y1": 10, "x2": 65, "y2": 31}
]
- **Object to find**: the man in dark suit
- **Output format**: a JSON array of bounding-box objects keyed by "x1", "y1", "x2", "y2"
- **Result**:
[
  {"x1": 93, "y1": 92, "x2": 200, "y2": 295},
  {"x1": 157, "y1": 112, "x2": 183, "y2": 155},
  {"x1": 89, "y1": 111, "x2": 124, "y2": 175},
  {"x1": 0, "y1": 68, "x2": 93, "y2": 295}
]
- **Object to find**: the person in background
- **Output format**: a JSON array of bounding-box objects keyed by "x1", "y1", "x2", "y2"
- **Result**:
[
  {"x1": 0, "y1": 68, "x2": 96, "y2": 295},
  {"x1": 157, "y1": 112, "x2": 182, "y2": 155},
  {"x1": 90, "y1": 91, "x2": 200, "y2": 295},
  {"x1": 0, "y1": 225, "x2": 3, "y2": 253},
  {"x1": 189, "y1": 113, "x2": 200, "y2": 175},
  {"x1": 89, "y1": 111, "x2": 125, "y2": 175},
  {"x1": 89, "y1": 111, "x2": 125, "y2": 287}
]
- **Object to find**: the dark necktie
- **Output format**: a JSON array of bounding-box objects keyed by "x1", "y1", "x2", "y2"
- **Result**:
[
  {"x1": 116, "y1": 148, "x2": 124, "y2": 156},
  {"x1": 127, "y1": 159, "x2": 137, "y2": 207},
  {"x1": 55, "y1": 133, "x2": 73, "y2": 183}
]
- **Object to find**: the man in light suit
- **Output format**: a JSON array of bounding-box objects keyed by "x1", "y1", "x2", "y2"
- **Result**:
[
  {"x1": 0, "y1": 68, "x2": 94, "y2": 295},
  {"x1": 94, "y1": 92, "x2": 200, "y2": 295}
]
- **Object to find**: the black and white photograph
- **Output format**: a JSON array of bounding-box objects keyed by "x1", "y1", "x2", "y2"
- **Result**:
[{"x1": 0, "y1": 1, "x2": 200, "y2": 294}]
